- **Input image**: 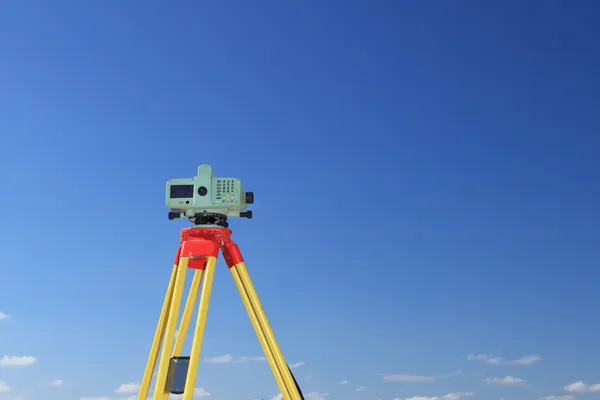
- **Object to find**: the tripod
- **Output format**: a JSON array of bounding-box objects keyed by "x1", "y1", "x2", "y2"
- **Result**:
[{"x1": 137, "y1": 225, "x2": 305, "y2": 400}]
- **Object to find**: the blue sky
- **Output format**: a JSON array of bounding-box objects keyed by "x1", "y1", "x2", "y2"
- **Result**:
[{"x1": 1, "y1": 1, "x2": 599, "y2": 400}]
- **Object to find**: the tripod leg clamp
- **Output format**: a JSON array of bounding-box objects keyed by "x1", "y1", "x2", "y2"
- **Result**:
[
  {"x1": 180, "y1": 240, "x2": 220, "y2": 270},
  {"x1": 222, "y1": 242, "x2": 244, "y2": 269}
]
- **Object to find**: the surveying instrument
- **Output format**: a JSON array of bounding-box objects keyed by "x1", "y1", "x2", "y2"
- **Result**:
[{"x1": 137, "y1": 165, "x2": 305, "y2": 400}]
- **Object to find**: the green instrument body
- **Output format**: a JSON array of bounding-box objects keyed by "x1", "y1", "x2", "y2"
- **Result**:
[{"x1": 166, "y1": 165, "x2": 253, "y2": 219}]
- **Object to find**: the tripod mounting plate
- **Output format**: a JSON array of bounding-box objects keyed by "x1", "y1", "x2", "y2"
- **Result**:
[{"x1": 188, "y1": 212, "x2": 229, "y2": 228}]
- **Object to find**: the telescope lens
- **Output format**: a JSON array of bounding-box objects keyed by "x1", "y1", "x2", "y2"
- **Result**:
[{"x1": 198, "y1": 186, "x2": 208, "y2": 196}]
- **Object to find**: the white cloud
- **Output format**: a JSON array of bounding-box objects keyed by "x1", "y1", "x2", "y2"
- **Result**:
[
  {"x1": 394, "y1": 397, "x2": 426, "y2": 400},
  {"x1": 467, "y1": 353, "x2": 504, "y2": 364},
  {"x1": 484, "y1": 376, "x2": 526, "y2": 386},
  {"x1": 194, "y1": 388, "x2": 211, "y2": 397},
  {"x1": 467, "y1": 353, "x2": 542, "y2": 365},
  {"x1": 442, "y1": 393, "x2": 474, "y2": 400},
  {"x1": 305, "y1": 392, "x2": 330, "y2": 400},
  {"x1": 356, "y1": 386, "x2": 366, "y2": 391},
  {"x1": 382, "y1": 374, "x2": 436, "y2": 382},
  {"x1": 511, "y1": 355, "x2": 543, "y2": 365},
  {"x1": 0, "y1": 380, "x2": 11, "y2": 392},
  {"x1": 393, "y1": 392, "x2": 474, "y2": 400},
  {"x1": 50, "y1": 379, "x2": 64, "y2": 387},
  {"x1": 564, "y1": 381, "x2": 587, "y2": 393},
  {"x1": 107, "y1": 386, "x2": 207, "y2": 400},
  {"x1": 289, "y1": 362, "x2": 305, "y2": 368},
  {"x1": 382, "y1": 369, "x2": 462, "y2": 383},
  {"x1": 205, "y1": 354, "x2": 234, "y2": 363},
  {"x1": 83, "y1": 396, "x2": 151, "y2": 400},
  {"x1": 0, "y1": 356, "x2": 37, "y2": 366},
  {"x1": 9, "y1": 397, "x2": 24, "y2": 400},
  {"x1": 539, "y1": 396, "x2": 575, "y2": 400},
  {"x1": 171, "y1": 388, "x2": 211, "y2": 398},
  {"x1": 435, "y1": 370, "x2": 464, "y2": 379},
  {"x1": 564, "y1": 380, "x2": 600, "y2": 393},
  {"x1": 272, "y1": 392, "x2": 328, "y2": 400},
  {"x1": 0, "y1": 312, "x2": 9, "y2": 320},
  {"x1": 305, "y1": 375, "x2": 313, "y2": 380},
  {"x1": 115, "y1": 383, "x2": 140, "y2": 393},
  {"x1": 396, "y1": 397, "x2": 437, "y2": 400},
  {"x1": 204, "y1": 354, "x2": 265, "y2": 363},
  {"x1": 340, "y1": 380, "x2": 349, "y2": 385}
]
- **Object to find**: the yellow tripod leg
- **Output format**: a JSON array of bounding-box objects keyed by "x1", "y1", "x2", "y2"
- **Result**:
[
  {"x1": 182, "y1": 256, "x2": 217, "y2": 400},
  {"x1": 152, "y1": 256, "x2": 189, "y2": 400},
  {"x1": 172, "y1": 269, "x2": 204, "y2": 356},
  {"x1": 233, "y1": 262, "x2": 303, "y2": 400},
  {"x1": 137, "y1": 262, "x2": 178, "y2": 400},
  {"x1": 230, "y1": 265, "x2": 292, "y2": 400}
]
